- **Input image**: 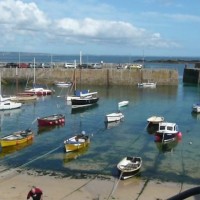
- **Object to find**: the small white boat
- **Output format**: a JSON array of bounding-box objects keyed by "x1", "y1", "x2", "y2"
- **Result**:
[
  {"x1": 147, "y1": 116, "x2": 164, "y2": 125},
  {"x1": 118, "y1": 101, "x2": 129, "y2": 108},
  {"x1": 192, "y1": 103, "x2": 200, "y2": 113},
  {"x1": 117, "y1": 156, "x2": 142, "y2": 180},
  {"x1": 105, "y1": 112, "x2": 124, "y2": 123},
  {"x1": 55, "y1": 81, "x2": 72, "y2": 87},
  {"x1": 138, "y1": 82, "x2": 156, "y2": 88},
  {"x1": 0, "y1": 100, "x2": 22, "y2": 111}
]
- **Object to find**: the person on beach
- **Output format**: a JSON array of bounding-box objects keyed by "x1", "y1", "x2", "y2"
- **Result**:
[{"x1": 27, "y1": 186, "x2": 43, "y2": 200}]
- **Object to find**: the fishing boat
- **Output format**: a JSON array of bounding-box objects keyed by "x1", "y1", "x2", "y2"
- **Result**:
[
  {"x1": 71, "y1": 92, "x2": 99, "y2": 109},
  {"x1": 118, "y1": 101, "x2": 129, "y2": 108},
  {"x1": 63, "y1": 131, "x2": 90, "y2": 152},
  {"x1": 117, "y1": 156, "x2": 142, "y2": 180},
  {"x1": 192, "y1": 103, "x2": 200, "y2": 113},
  {"x1": 155, "y1": 122, "x2": 182, "y2": 143},
  {"x1": 138, "y1": 82, "x2": 157, "y2": 88},
  {"x1": 105, "y1": 112, "x2": 124, "y2": 123},
  {"x1": 0, "y1": 129, "x2": 34, "y2": 147},
  {"x1": 37, "y1": 114, "x2": 65, "y2": 126}
]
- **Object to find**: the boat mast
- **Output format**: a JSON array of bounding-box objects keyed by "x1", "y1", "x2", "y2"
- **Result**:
[{"x1": 33, "y1": 57, "x2": 36, "y2": 86}]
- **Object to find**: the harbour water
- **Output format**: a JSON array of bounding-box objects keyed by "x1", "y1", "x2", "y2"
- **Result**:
[{"x1": 0, "y1": 80, "x2": 200, "y2": 185}]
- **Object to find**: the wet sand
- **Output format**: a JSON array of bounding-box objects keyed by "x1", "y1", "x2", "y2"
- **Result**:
[{"x1": 0, "y1": 168, "x2": 199, "y2": 200}]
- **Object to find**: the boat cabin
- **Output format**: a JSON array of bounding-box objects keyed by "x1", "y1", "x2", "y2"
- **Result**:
[{"x1": 157, "y1": 122, "x2": 179, "y2": 134}]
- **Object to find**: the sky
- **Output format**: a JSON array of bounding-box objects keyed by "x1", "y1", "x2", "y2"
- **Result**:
[{"x1": 0, "y1": 0, "x2": 200, "y2": 57}]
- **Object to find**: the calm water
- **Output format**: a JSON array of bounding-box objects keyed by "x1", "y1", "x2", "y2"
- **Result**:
[{"x1": 0, "y1": 81, "x2": 200, "y2": 185}]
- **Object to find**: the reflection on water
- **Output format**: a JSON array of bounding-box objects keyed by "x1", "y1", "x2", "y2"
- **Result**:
[
  {"x1": 0, "y1": 140, "x2": 33, "y2": 158},
  {"x1": 71, "y1": 104, "x2": 99, "y2": 114},
  {"x1": 105, "y1": 121, "x2": 121, "y2": 129},
  {"x1": 155, "y1": 139, "x2": 179, "y2": 153},
  {"x1": 37, "y1": 125, "x2": 65, "y2": 134},
  {"x1": 63, "y1": 146, "x2": 89, "y2": 165},
  {"x1": 1, "y1": 84, "x2": 200, "y2": 185},
  {"x1": 191, "y1": 112, "x2": 200, "y2": 120}
]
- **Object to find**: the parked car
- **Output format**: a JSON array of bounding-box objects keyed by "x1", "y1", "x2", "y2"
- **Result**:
[
  {"x1": 90, "y1": 63, "x2": 102, "y2": 69},
  {"x1": 77, "y1": 63, "x2": 92, "y2": 69},
  {"x1": 28, "y1": 63, "x2": 40, "y2": 68},
  {"x1": 18, "y1": 63, "x2": 28, "y2": 68},
  {"x1": 5, "y1": 62, "x2": 18, "y2": 68},
  {"x1": 40, "y1": 63, "x2": 54, "y2": 68},
  {"x1": 63, "y1": 63, "x2": 76, "y2": 68}
]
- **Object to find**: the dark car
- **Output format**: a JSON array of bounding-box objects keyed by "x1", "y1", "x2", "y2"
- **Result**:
[
  {"x1": 5, "y1": 62, "x2": 18, "y2": 68},
  {"x1": 77, "y1": 63, "x2": 92, "y2": 69}
]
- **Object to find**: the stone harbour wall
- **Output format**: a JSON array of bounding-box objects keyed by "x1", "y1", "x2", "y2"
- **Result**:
[{"x1": 0, "y1": 67, "x2": 178, "y2": 86}]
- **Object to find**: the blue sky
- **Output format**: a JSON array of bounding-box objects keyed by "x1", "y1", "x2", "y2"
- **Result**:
[{"x1": 0, "y1": 0, "x2": 200, "y2": 57}]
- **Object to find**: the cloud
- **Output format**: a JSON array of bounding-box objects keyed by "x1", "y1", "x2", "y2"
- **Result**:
[{"x1": 0, "y1": 0, "x2": 180, "y2": 53}]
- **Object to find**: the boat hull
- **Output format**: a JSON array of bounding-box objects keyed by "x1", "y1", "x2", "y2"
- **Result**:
[
  {"x1": 25, "y1": 88, "x2": 52, "y2": 96},
  {"x1": 0, "y1": 130, "x2": 34, "y2": 147},
  {"x1": 117, "y1": 157, "x2": 142, "y2": 180},
  {"x1": 0, "y1": 101, "x2": 22, "y2": 111},
  {"x1": 64, "y1": 134, "x2": 90, "y2": 152},
  {"x1": 106, "y1": 112, "x2": 124, "y2": 122},
  {"x1": 37, "y1": 114, "x2": 65, "y2": 126},
  {"x1": 192, "y1": 104, "x2": 200, "y2": 113},
  {"x1": 118, "y1": 101, "x2": 129, "y2": 108},
  {"x1": 71, "y1": 97, "x2": 99, "y2": 108},
  {"x1": 138, "y1": 82, "x2": 156, "y2": 88}
]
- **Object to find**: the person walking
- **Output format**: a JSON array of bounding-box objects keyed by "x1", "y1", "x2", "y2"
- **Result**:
[{"x1": 27, "y1": 186, "x2": 43, "y2": 200}]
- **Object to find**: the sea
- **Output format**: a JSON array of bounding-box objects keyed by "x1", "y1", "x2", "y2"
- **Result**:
[{"x1": 0, "y1": 52, "x2": 200, "y2": 185}]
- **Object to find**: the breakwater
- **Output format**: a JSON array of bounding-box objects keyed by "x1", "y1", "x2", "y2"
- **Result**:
[
  {"x1": 0, "y1": 67, "x2": 178, "y2": 86},
  {"x1": 183, "y1": 63, "x2": 200, "y2": 84}
]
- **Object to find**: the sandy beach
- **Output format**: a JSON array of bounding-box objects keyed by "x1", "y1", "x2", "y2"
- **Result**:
[{"x1": 0, "y1": 167, "x2": 199, "y2": 200}]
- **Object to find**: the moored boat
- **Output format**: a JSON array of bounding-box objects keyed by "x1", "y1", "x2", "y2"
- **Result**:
[
  {"x1": 25, "y1": 87, "x2": 53, "y2": 96},
  {"x1": 155, "y1": 122, "x2": 182, "y2": 143},
  {"x1": 71, "y1": 92, "x2": 99, "y2": 109},
  {"x1": 0, "y1": 100, "x2": 22, "y2": 111},
  {"x1": 37, "y1": 114, "x2": 65, "y2": 126},
  {"x1": 11, "y1": 93, "x2": 37, "y2": 102},
  {"x1": 63, "y1": 131, "x2": 90, "y2": 153},
  {"x1": 118, "y1": 101, "x2": 129, "y2": 108},
  {"x1": 192, "y1": 103, "x2": 200, "y2": 113},
  {"x1": 0, "y1": 129, "x2": 34, "y2": 147},
  {"x1": 105, "y1": 112, "x2": 124, "y2": 123},
  {"x1": 55, "y1": 81, "x2": 72, "y2": 87},
  {"x1": 138, "y1": 82, "x2": 157, "y2": 88},
  {"x1": 147, "y1": 116, "x2": 164, "y2": 124},
  {"x1": 117, "y1": 156, "x2": 142, "y2": 180}
]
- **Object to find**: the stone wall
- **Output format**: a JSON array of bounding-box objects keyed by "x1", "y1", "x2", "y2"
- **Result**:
[{"x1": 0, "y1": 68, "x2": 178, "y2": 86}]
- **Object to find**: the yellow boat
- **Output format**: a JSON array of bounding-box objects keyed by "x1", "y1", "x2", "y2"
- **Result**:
[
  {"x1": 63, "y1": 132, "x2": 90, "y2": 153},
  {"x1": 0, "y1": 129, "x2": 34, "y2": 147},
  {"x1": 0, "y1": 140, "x2": 33, "y2": 158}
]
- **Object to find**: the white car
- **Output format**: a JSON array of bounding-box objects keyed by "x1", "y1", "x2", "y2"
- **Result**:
[{"x1": 64, "y1": 63, "x2": 76, "y2": 68}]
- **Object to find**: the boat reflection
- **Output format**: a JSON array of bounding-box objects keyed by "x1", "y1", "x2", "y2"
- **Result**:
[
  {"x1": 155, "y1": 138, "x2": 179, "y2": 153},
  {"x1": 146, "y1": 124, "x2": 159, "y2": 134},
  {"x1": 105, "y1": 120, "x2": 121, "y2": 129},
  {"x1": 191, "y1": 112, "x2": 200, "y2": 120},
  {"x1": 63, "y1": 145, "x2": 89, "y2": 165},
  {"x1": 0, "y1": 140, "x2": 33, "y2": 158},
  {"x1": 37, "y1": 125, "x2": 65, "y2": 134},
  {"x1": 71, "y1": 104, "x2": 98, "y2": 114}
]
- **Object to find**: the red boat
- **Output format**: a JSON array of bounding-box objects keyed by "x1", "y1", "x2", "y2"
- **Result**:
[
  {"x1": 37, "y1": 114, "x2": 65, "y2": 126},
  {"x1": 24, "y1": 87, "x2": 53, "y2": 96}
]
